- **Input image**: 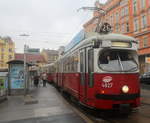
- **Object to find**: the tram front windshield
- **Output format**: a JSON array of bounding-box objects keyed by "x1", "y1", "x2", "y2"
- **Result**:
[{"x1": 99, "y1": 50, "x2": 138, "y2": 72}]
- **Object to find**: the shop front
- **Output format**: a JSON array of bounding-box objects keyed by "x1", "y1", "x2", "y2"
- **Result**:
[{"x1": 0, "y1": 70, "x2": 8, "y2": 102}]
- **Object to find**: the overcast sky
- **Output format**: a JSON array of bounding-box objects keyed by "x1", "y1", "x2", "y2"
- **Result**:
[{"x1": 0, "y1": 0, "x2": 107, "y2": 53}]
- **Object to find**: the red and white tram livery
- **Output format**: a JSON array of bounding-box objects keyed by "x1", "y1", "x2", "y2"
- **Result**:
[{"x1": 49, "y1": 30, "x2": 140, "y2": 111}]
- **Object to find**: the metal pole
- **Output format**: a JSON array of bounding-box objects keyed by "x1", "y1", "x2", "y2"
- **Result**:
[
  {"x1": 24, "y1": 44, "x2": 27, "y2": 95},
  {"x1": 19, "y1": 34, "x2": 30, "y2": 95}
]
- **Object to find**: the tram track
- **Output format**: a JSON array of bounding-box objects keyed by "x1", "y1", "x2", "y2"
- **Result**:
[
  {"x1": 53, "y1": 87, "x2": 108, "y2": 122},
  {"x1": 61, "y1": 94, "x2": 142, "y2": 123},
  {"x1": 53, "y1": 87, "x2": 120, "y2": 123},
  {"x1": 45, "y1": 81, "x2": 150, "y2": 123},
  {"x1": 49, "y1": 83, "x2": 144, "y2": 123}
]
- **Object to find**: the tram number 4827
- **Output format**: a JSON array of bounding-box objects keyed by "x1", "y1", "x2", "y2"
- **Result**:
[{"x1": 102, "y1": 82, "x2": 113, "y2": 88}]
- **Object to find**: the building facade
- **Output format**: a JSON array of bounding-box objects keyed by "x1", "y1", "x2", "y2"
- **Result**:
[
  {"x1": 84, "y1": 0, "x2": 150, "y2": 73},
  {"x1": 41, "y1": 49, "x2": 59, "y2": 64},
  {"x1": 0, "y1": 37, "x2": 15, "y2": 69},
  {"x1": 15, "y1": 53, "x2": 46, "y2": 67}
]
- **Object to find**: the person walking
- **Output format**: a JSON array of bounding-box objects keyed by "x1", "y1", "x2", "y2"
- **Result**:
[
  {"x1": 34, "y1": 75, "x2": 39, "y2": 87},
  {"x1": 42, "y1": 72, "x2": 47, "y2": 87}
]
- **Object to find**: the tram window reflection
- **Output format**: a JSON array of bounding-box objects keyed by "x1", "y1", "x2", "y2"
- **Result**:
[
  {"x1": 100, "y1": 53, "x2": 110, "y2": 64},
  {"x1": 99, "y1": 50, "x2": 138, "y2": 72},
  {"x1": 100, "y1": 52, "x2": 118, "y2": 64}
]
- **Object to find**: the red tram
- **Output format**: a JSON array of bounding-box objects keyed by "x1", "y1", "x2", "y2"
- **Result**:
[{"x1": 45, "y1": 29, "x2": 140, "y2": 112}]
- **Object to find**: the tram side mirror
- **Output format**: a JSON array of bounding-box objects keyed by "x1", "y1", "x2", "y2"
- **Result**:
[{"x1": 102, "y1": 40, "x2": 111, "y2": 48}]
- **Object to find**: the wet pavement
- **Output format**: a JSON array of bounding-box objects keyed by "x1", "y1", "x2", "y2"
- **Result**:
[
  {"x1": 0, "y1": 83, "x2": 150, "y2": 123},
  {"x1": 0, "y1": 84, "x2": 85, "y2": 123}
]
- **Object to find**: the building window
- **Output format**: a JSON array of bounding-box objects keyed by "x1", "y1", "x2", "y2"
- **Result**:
[
  {"x1": 143, "y1": 37, "x2": 148, "y2": 47},
  {"x1": 121, "y1": 24, "x2": 125, "y2": 33},
  {"x1": 125, "y1": 7, "x2": 129, "y2": 15},
  {"x1": 133, "y1": 0, "x2": 137, "y2": 14},
  {"x1": 121, "y1": 7, "x2": 128, "y2": 17},
  {"x1": 1, "y1": 64, "x2": 3, "y2": 67},
  {"x1": 140, "y1": 0, "x2": 145, "y2": 9},
  {"x1": 120, "y1": 0, "x2": 128, "y2": 6},
  {"x1": 126, "y1": 22, "x2": 129, "y2": 32},
  {"x1": 121, "y1": 8, "x2": 124, "y2": 17},
  {"x1": 141, "y1": 15, "x2": 147, "y2": 29},
  {"x1": 9, "y1": 55, "x2": 12, "y2": 60},
  {"x1": 134, "y1": 18, "x2": 139, "y2": 32},
  {"x1": 116, "y1": 12, "x2": 119, "y2": 22},
  {"x1": 136, "y1": 38, "x2": 140, "y2": 49},
  {"x1": 115, "y1": 24, "x2": 119, "y2": 32},
  {"x1": 1, "y1": 48, "x2": 4, "y2": 52},
  {"x1": 9, "y1": 48, "x2": 12, "y2": 52},
  {"x1": 111, "y1": 15, "x2": 113, "y2": 25},
  {"x1": 1, "y1": 54, "x2": 4, "y2": 59}
]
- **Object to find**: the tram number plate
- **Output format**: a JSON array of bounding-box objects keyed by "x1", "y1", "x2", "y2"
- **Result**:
[{"x1": 102, "y1": 82, "x2": 113, "y2": 88}]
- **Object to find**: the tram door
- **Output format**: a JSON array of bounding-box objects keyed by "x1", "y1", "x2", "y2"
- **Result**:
[
  {"x1": 86, "y1": 48, "x2": 95, "y2": 100},
  {"x1": 80, "y1": 49, "x2": 87, "y2": 102}
]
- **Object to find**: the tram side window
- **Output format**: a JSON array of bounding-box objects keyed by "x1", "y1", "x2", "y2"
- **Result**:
[
  {"x1": 63, "y1": 59, "x2": 67, "y2": 72},
  {"x1": 67, "y1": 63, "x2": 70, "y2": 72},
  {"x1": 80, "y1": 52, "x2": 84, "y2": 72},
  {"x1": 62, "y1": 54, "x2": 79, "y2": 73},
  {"x1": 71, "y1": 53, "x2": 78, "y2": 72},
  {"x1": 71, "y1": 56, "x2": 74, "y2": 72},
  {"x1": 59, "y1": 63, "x2": 62, "y2": 73},
  {"x1": 66, "y1": 57, "x2": 70, "y2": 72},
  {"x1": 74, "y1": 56, "x2": 78, "y2": 72}
]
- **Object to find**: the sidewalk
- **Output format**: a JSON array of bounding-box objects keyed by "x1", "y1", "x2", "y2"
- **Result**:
[{"x1": 0, "y1": 84, "x2": 85, "y2": 123}]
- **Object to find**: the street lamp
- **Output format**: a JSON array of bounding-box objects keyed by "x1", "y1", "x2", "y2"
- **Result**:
[{"x1": 19, "y1": 34, "x2": 30, "y2": 95}]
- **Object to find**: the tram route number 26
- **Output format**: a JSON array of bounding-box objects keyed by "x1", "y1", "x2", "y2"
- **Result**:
[{"x1": 101, "y1": 82, "x2": 113, "y2": 88}]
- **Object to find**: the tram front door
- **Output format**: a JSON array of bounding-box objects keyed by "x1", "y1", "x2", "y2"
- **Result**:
[{"x1": 79, "y1": 49, "x2": 87, "y2": 102}]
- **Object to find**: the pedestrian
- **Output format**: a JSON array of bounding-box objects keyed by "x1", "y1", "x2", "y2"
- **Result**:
[
  {"x1": 42, "y1": 72, "x2": 47, "y2": 87},
  {"x1": 34, "y1": 75, "x2": 39, "y2": 87}
]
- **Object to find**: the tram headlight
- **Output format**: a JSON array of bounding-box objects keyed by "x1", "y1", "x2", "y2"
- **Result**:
[{"x1": 122, "y1": 85, "x2": 129, "y2": 93}]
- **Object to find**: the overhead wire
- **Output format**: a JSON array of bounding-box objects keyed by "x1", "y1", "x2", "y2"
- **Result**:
[{"x1": 65, "y1": 11, "x2": 92, "y2": 44}]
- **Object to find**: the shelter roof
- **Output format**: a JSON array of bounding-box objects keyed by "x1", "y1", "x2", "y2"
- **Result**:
[{"x1": 7, "y1": 60, "x2": 32, "y2": 66}]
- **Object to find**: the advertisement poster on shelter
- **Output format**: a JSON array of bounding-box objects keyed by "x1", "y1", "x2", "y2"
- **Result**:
[{"x1": 10, "y1": 64, "x2": 24, "y2": 89}]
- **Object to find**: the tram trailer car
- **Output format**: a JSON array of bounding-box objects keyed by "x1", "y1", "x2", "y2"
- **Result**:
[{"x1": 51, "y1": 31, "x2": 140, "y2": 112}]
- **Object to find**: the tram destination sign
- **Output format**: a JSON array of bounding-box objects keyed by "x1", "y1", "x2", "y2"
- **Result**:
[
  {"x1": 111, "y1": 41, "x2": 131, "y2": 48},
  {"x1": 102, "y1": 41, "x2": 131, "y2": 48}
]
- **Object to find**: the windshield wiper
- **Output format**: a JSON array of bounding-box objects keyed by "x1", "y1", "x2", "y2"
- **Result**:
[{"x1": 117, "y1": 53, "x2": 123, "y2": 71}]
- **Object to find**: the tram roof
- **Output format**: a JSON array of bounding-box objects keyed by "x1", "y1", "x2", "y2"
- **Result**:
[
  {"x1": 94, "y1": 33, "x2": 136, "y2": 42},
  {"x1": 64, "y1": 30, "x2": 137, "y2": 53}
]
